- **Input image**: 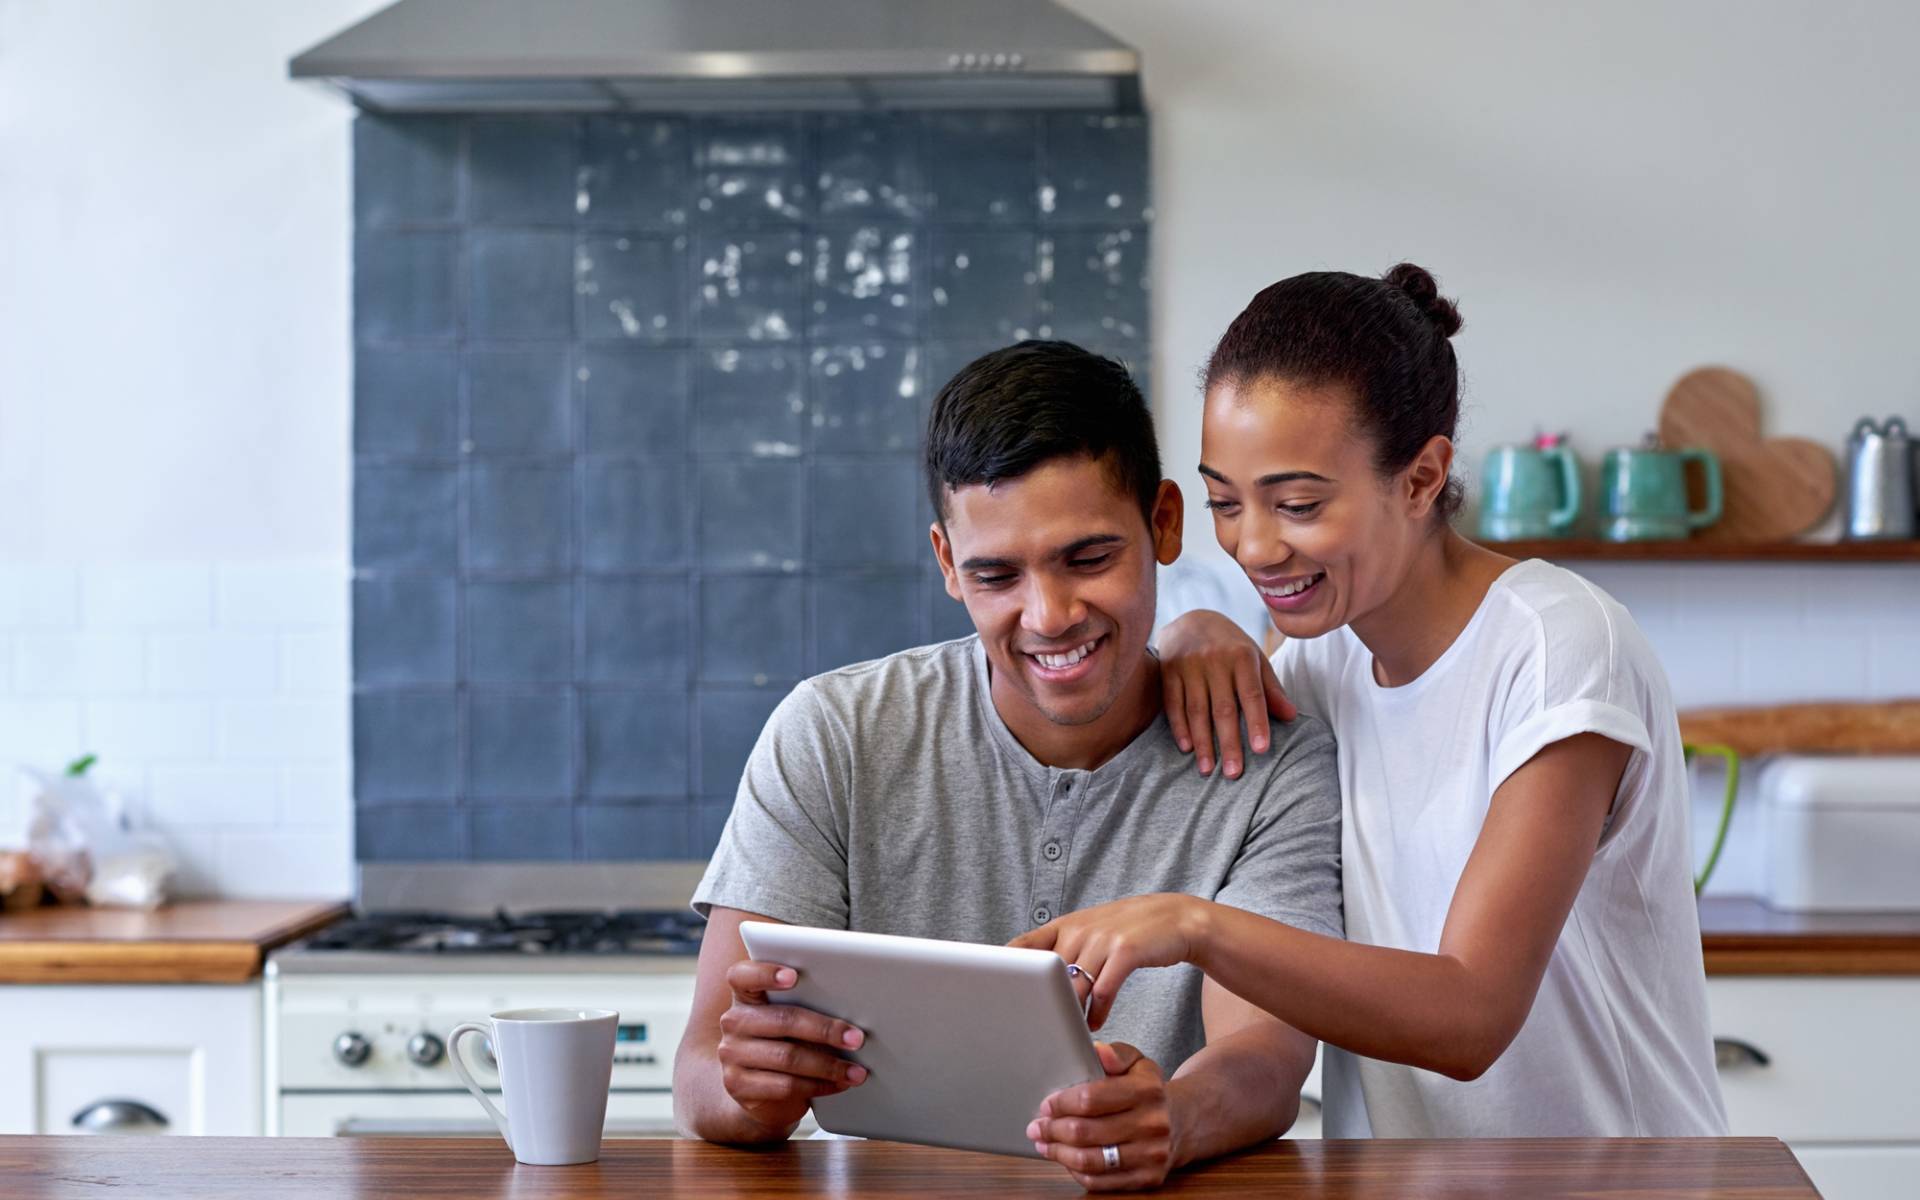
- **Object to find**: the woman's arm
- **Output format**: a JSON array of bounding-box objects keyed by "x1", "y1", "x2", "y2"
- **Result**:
[
  {"x1": 1014, "y1": 732, "x2": 1629, "y2": 1080},
  {"x1": 1155, "y1": 609, "x2": 1296, "y2": 779}
]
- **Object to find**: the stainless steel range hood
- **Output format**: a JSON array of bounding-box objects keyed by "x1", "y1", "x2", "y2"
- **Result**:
[{"x1": 290, "y1": 0, "x2": 1140, "y2": 113}]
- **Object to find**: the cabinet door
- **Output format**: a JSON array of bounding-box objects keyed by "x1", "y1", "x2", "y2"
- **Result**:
[
  {"x1": 41, "y1": 1050, "x2": 195, "y2": 1135},
  {"x1": 1707, "y1": 978, "x2": 1920, "y2": 1142},
  {"x1": 1791, "y1": 1145, "x2": 1920, "y2": 1200},
  {"x1": 0, "y1": 984, "x2": 261, "y2": 1136}
]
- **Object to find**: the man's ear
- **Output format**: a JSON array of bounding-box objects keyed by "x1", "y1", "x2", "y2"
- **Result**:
[
  {"x1": 1150, "y1": 479, "x2": 1184, "y2": 566},
  {"x1": 1403, "y1": 436, "x2": 1454, "y2": 519},
  {"x1": 929, "y1": 520, "x2": 963, "y2": 603}
]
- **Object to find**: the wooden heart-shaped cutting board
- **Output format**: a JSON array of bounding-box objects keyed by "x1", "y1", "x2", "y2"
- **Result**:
[{"x1": 1657, "y1": 366, "x2": 1837, "y2": 543}]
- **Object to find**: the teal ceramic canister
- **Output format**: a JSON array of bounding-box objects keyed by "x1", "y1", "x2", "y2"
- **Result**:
[
  {"x1": 1599, "y1": 445, "x2": 1723, "y2": 541},
  {"x1": 1479, "y1": 444, "x2": 1582, "y2": 540}
]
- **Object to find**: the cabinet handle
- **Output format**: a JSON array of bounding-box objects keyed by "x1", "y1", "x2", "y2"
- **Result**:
[
  {"x1": 1713, "y1": 1037, "x2": 1772, "y2": 1071},
  {"x1": 71, "y1": 1099, "x2": 170, "y2": 1134},
  {"x1": 1298, "y1": 1092, "x2": 1322, "y2": 1114}
]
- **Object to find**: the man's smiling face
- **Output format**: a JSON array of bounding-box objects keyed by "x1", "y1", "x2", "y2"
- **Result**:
[{"x1": 933, "y1": 454, "x2": 1181, "y2": 733}]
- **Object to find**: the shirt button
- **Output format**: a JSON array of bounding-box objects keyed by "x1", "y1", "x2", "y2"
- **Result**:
[
  {"x1": 1032, "y1": 906, "x2": 1052, "y2": 925},
  {"x1": 1042, "y1": 840, "x2": 1062, "y2": 862}
]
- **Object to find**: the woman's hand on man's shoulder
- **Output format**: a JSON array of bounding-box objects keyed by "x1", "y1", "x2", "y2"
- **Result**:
[{"x1": 1156, "y1": 610, "x2": 1297, "y2": 780}]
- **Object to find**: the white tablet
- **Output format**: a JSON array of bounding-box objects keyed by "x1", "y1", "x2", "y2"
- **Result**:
[{"x1": 737, "y1": 921, "x2": 1104, "y2": 1158}]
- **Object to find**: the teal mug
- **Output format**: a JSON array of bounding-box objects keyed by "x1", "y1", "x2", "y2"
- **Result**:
[
  {"x1": 1599, "y1": 446, "x2": 1723, "y2": 541},
  {"x1": 1479, "y1": 445, "x2": 1581, "y2": 540}
]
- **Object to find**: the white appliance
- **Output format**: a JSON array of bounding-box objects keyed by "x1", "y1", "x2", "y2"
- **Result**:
[
  {"x1": 1762, "y1": 756, "x2": 1920, "y2": 912},
  {"x1": 267, "y1": 962, "x2": 696, "y2": 1137},
  {"x1": 264, "y1": 889, "x2": 706, "y2": 1139}
]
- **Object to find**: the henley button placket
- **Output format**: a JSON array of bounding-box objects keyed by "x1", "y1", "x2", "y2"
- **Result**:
[{"x1": 1030, "y1": 772, "x2": 1081, "y2": 932}]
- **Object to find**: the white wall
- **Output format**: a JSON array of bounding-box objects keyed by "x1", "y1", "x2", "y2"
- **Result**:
[
  {"x1": 1068, "y1": 0, "x2": 1920, "y2": 543},
  {"x1": 2, "y1": 0, "x2": 1916, "y2": 896},
  {"x1": 0, "y1": 0, "x2": 382, "y2": 895},
  {"x1": 0, "y1": 563, "x2": 351, "y2": 896},
  {"x1": 1068, "y1": 0, "x2": 1920, "y2": 896},
  {"x1": 0, "y1": 0, "x2": 381, "y2": 561}
]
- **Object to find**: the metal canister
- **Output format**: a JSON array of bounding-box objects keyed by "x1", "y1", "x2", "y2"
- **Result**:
[{"x1": 1844, "y1": 417, "x2": 1916, "y2": 539}]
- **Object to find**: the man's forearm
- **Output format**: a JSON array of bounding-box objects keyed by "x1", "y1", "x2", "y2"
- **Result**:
[
  {"x1": 670, "y1": 1044, "x2": 802, "y2": 1145},
  {"x1": 1165, "y1": 1025, "x2": 1306, "y2": 1168}
]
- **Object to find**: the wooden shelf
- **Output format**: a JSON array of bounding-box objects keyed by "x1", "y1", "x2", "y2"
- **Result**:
[{"x1": 1481, "y1": 538, "x2": 1920, "y2": 562}]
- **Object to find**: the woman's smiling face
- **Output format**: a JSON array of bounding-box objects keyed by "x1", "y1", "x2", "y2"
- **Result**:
[{"x1": 1199, "y1": 375, "x2": 1438, "y2": 639}]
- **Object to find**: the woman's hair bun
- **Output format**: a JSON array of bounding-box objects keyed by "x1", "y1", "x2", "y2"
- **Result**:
[{"x1": 1382, "y1": 262, "x2": 1463, "y2": 338}]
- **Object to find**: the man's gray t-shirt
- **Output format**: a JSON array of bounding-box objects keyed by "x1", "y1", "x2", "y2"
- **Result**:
[{"x1": 693, "y1": 635, "x2": 1342, "y2": 1073}]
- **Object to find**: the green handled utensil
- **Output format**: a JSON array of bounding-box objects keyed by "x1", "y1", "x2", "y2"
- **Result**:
[{"x1": 1684, "y1": 742, "x2": 1739, "y2": 894}]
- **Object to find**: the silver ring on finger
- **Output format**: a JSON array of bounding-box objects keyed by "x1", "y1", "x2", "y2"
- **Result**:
[
  {"x1": 1102, "y1": 1144, "x2": 1121, "y2": 1171},
  {"x1": 1066, "y1": 963, "x2": 1096, "y2": 1019}
]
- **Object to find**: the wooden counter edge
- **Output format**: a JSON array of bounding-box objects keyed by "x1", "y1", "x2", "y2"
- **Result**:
[
  {"x1": 0, "y1": 1134, "x2": 1825, "y2": 1199},
  {"x1": 1704, "y1": 935, "x2": 1920, "y2": 976},
  {"x1": 1700, "y1": 896, "x2": 1920, "y2": 975},
  {"x1": 0, "y1": 901, "x2": 348, "y2": 984}
]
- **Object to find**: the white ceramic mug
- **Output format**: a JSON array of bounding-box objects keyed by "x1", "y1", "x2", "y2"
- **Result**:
[{"x1": 449, "y1": 1007, "x2": 617, "y2": 1166}]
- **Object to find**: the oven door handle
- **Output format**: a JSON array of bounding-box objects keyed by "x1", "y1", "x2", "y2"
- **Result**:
[{"x1": 335, "y1": 1117, "x2": 681, "y2": 1138}]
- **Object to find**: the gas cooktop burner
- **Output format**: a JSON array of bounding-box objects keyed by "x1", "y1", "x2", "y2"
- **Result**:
[{"x1": 298, "y1": 908, "x2": 706, "y2": 957}]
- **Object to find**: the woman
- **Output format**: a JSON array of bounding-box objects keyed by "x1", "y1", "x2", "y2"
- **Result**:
[{"x1": 1015, "y1": 264, "x2": 1727, "y2": 1138}]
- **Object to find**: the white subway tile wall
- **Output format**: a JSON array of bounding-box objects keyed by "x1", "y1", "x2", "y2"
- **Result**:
[
  {"x1": 15, "y1": 633, "x2": 145, "y2": 695},
  {"x1": 0, "y1": 558, "x2": 1911, "y2": 896},
  {"x1": 1869, "y1": 632, "x2": 1920, "y2": 697},
  {"x1": 0, "y1": 566, "x2": 83, "y2": 629},
  {"x1": 1563, "y1": 561, "x2": 1919, "y2": 897},
  {"x1": 0, "y1": 561, "x2": 351, "y2": 899}
]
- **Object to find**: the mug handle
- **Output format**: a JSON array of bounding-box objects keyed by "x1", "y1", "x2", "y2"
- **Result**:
[
  {"x1": 448, "y1": 1022, "x2": 512, "y2": 1149},
  {"x1": 1683, "y1": 450, "x2": 1724, "y2": 529},
  {"x1": 1546, "y1": 447, "x2": 1582, "y2": 534}
]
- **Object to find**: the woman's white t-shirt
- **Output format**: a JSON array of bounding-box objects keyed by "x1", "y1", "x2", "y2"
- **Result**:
[{"x1": 1274, "y1": 559, "x2": 1727, "y2": 1137}]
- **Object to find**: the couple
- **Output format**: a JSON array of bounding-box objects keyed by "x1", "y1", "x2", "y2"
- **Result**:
[{"x1": 675, "y1": 264, "x2": 1728, "y2": 1190}]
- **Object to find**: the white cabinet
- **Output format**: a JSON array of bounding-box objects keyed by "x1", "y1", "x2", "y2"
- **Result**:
[
  {"x1": 1793, "y1": 1146, "x2": 1920, "y2": 1198},
  {"x1": 0, "y1": 984, "x2": 262, "y2": 1136},
  {"x1": 1708, "y1": 977, "x2": 1920, "y2": 1200},
  {"x1": 1274, "y1": 974, "x2": 1917, "y2": 1198}
]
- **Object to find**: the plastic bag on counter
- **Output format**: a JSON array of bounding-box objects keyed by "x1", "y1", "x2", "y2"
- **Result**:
[{"x1": 24, "y1": 755, "x2": 176, "y2": 909}]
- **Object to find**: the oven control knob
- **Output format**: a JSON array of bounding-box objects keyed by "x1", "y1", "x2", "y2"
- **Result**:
[
  {"x1": 407, "y1": 1032, "x2": 445, "y2": 1067},
  {"x1": 332, "y1": 1032, "x2": 372, "y2": 1067}
]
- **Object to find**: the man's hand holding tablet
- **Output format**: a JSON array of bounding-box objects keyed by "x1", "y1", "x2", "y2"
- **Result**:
[
  {"x1": 1029, "y1": 1041, "x2": 1180, "y2": 1192},
  {"x1": 720, "y1": 921, "x2": 1200, "y2": 1193},
  {"x1": 714, "y1": 956, "x2": 871, "y2": 1133}
]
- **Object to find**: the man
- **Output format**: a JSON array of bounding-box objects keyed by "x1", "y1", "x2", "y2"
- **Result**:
[{"x1": 674, "y1": 341, "x2": 1342, "y2": 1191}]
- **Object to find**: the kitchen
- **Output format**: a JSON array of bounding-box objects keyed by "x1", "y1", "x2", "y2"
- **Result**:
[{"x1": 2, "y1": 0, "x2": 1919, "y2": 1196}]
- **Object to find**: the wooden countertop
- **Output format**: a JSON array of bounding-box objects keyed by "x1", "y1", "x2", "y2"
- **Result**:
[
  {"x1": 0, "y1": 899, "x2": 348, "y2": 984},
  {"x1": 1700, "y1": 895, "x2": 1920, "y2": 975},
  {"x1": 0, "y1": 1135, "x2": 1818, "y2": 1199},
  {"x1": 3, "y1": 895, "x2": 1908, "y2": 982}
]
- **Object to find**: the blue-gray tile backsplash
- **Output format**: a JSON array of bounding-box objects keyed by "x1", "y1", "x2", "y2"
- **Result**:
[
  {"x1": 468, "y1": 690, "x2": 574, "y2": 799},
  {"x1": 353, "y1": 110, "x2": 1149, "y2": 863}
]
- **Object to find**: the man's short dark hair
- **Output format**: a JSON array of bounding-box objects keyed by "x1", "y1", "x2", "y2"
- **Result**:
[{"x1": 924, "y1": 340, "x2": 1161, "y2": 525}]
